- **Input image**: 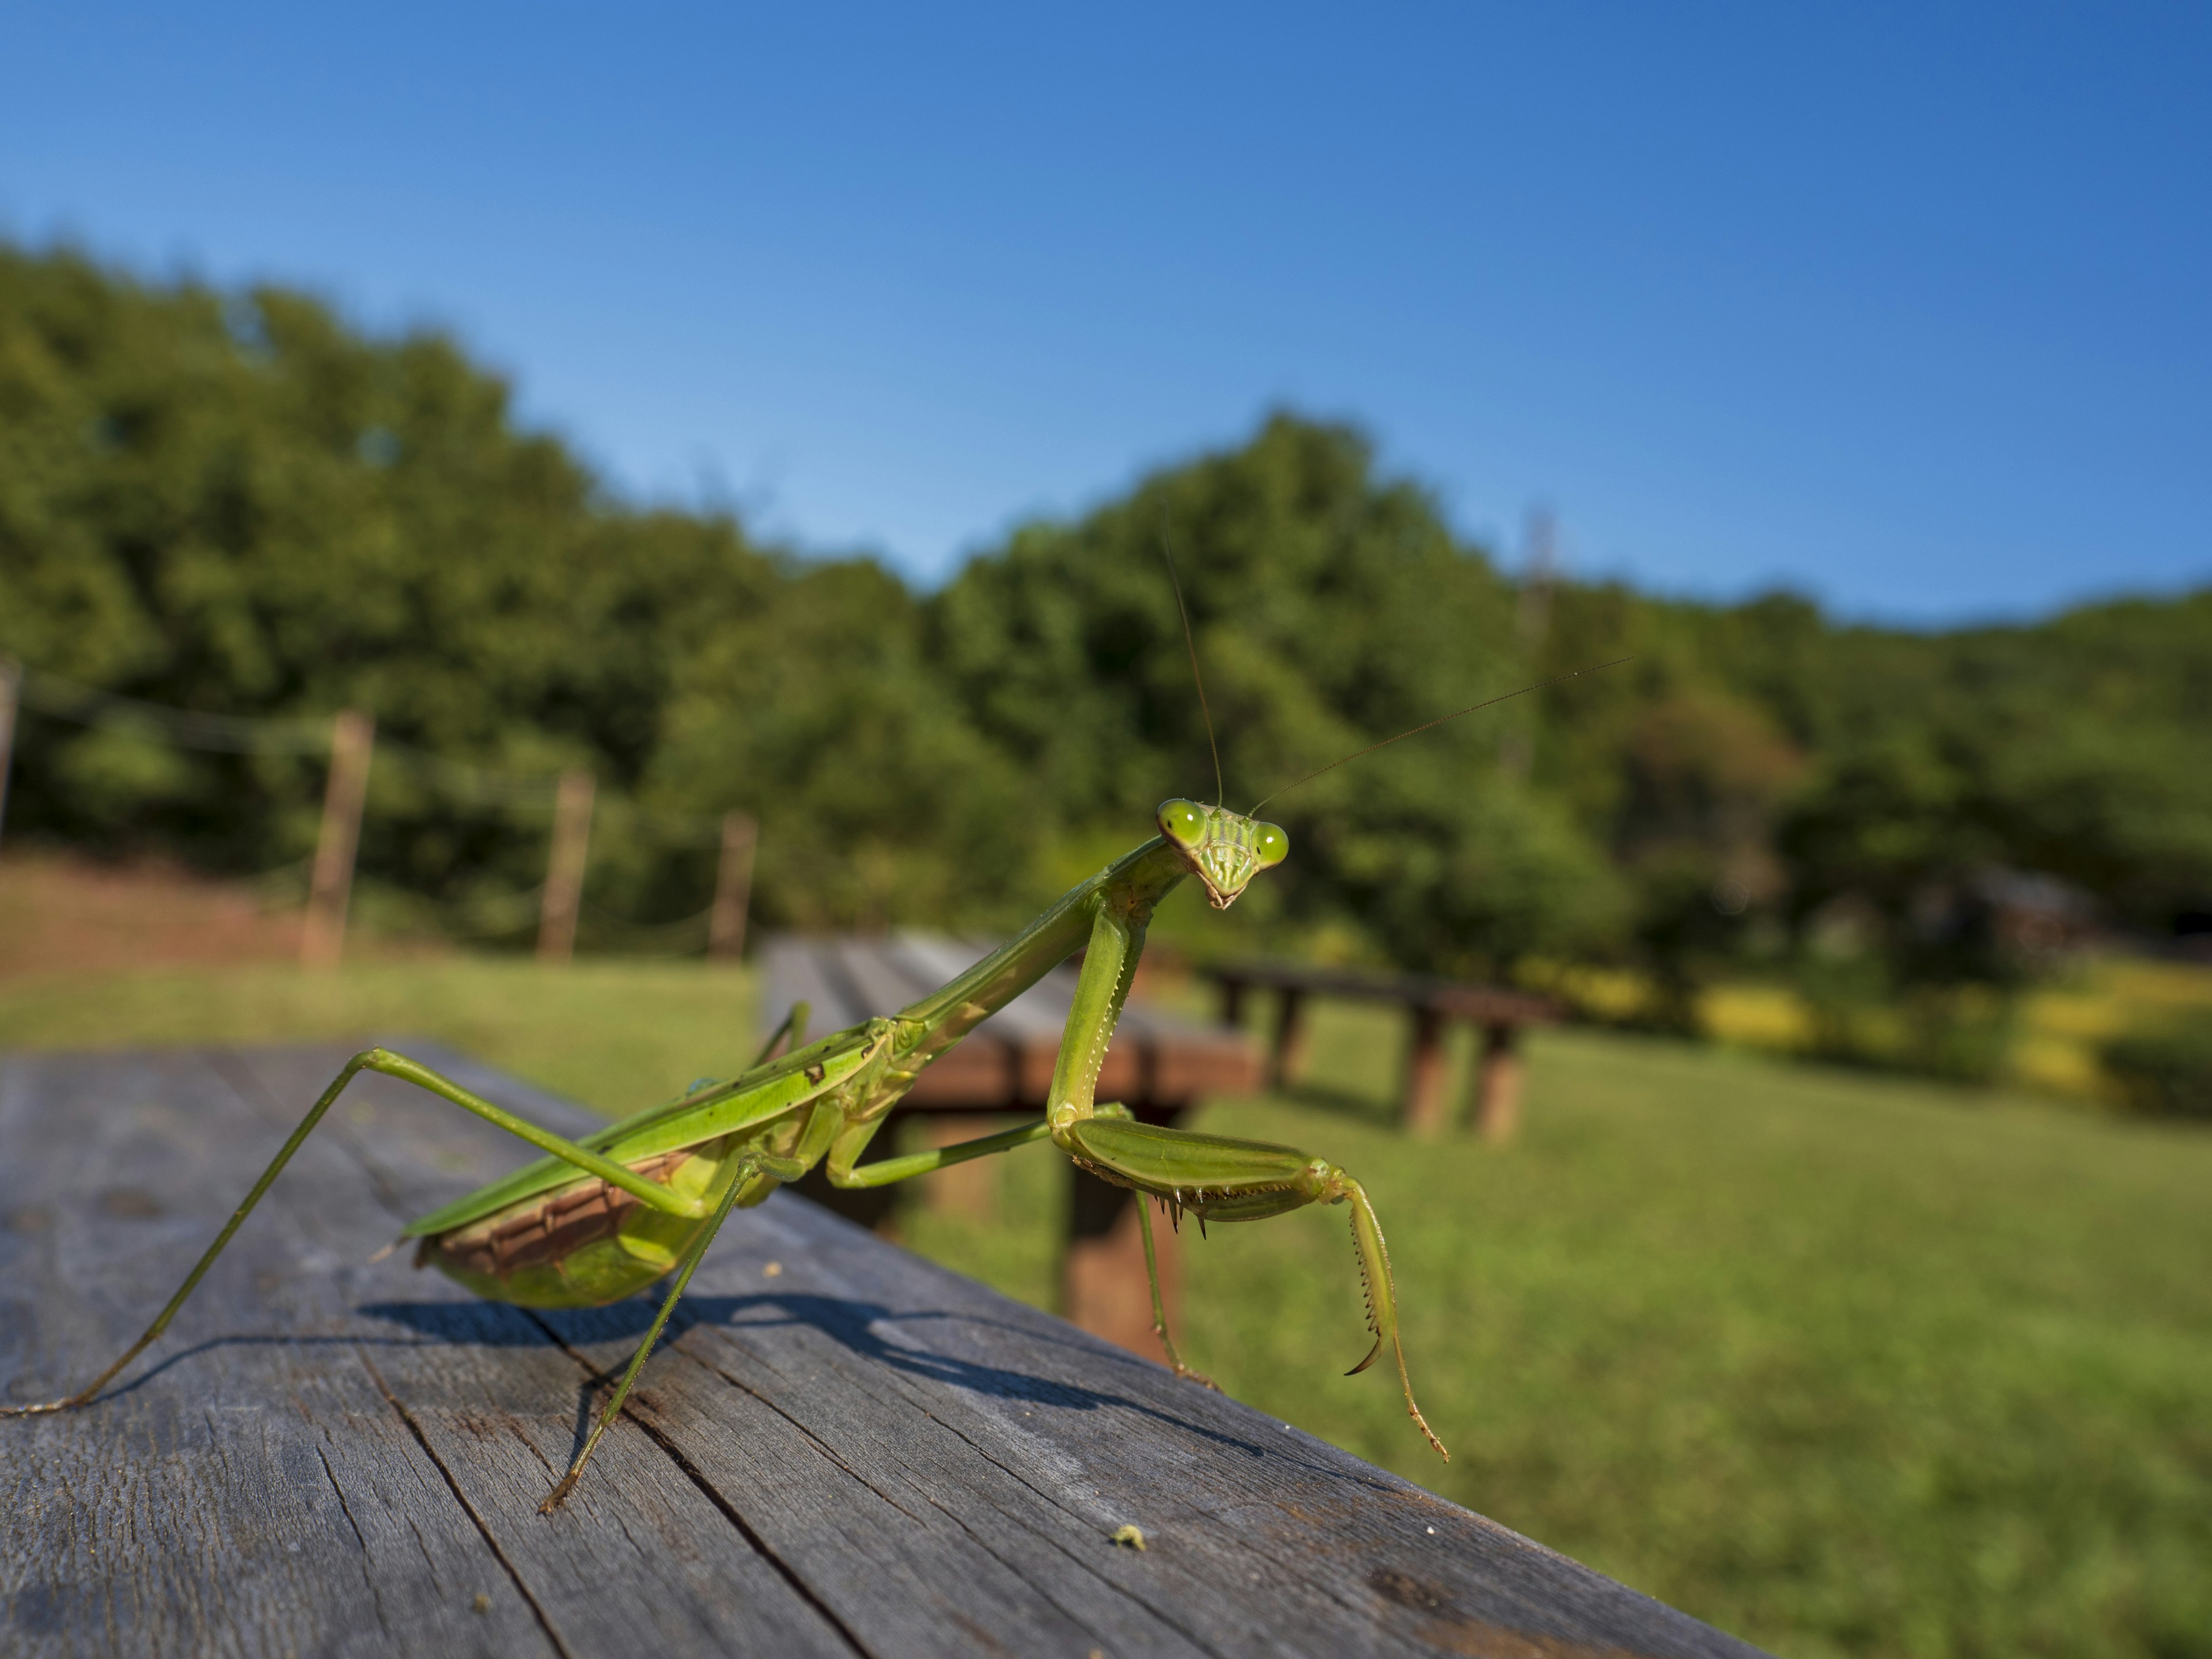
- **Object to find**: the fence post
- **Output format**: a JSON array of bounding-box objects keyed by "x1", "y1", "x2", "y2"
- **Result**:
[
  {"x1": 709, "y1": 810, "x2": 757, "y2": 962},
  {"x1": 1471, "y1": 1021, "x2": 1525, "y2": 1143},
  {"x1": 1399, "y1": 1004, "x2": 1452, "y2": 1136},
  {"x1": 0, "y1": 659, "x2": 18, "y2": 858},
  {"x1": 538, "y1": 770, "x2": 596, "y2": 964},
  {"x1": 301, "y1": 710, "x2": 375, "y2": 968}
]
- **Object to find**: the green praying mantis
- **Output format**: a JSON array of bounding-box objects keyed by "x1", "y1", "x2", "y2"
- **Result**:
[{"x1": 2, "y1": 584, "x2": 1620, "y2": 1511}]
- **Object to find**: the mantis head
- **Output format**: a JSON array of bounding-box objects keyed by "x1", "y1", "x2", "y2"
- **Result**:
[{"x1": 1156, "y1": 800, "x2": 1288, "y2": 910}]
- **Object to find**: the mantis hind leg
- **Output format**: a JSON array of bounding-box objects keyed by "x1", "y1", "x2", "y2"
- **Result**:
[
  {"x1": 0, "y1": 1047, "x2": 709, "y2": 1421},
  {"x1": 539, "y1": 1145, "x2": 800, "y2": 1513}
]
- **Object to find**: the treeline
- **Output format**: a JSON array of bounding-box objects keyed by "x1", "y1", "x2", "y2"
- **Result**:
[{"x1": 3, "y1": 245, "x2": 2208, "y2": 1063}]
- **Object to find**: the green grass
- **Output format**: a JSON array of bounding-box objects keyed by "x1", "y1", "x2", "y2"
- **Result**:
[
  {"x1": 0, "y1": 958, "x2": 769, "y2": 1110},
  {"x1": 4, "y1": 963, "x2": 2207, "y2": 1659}
]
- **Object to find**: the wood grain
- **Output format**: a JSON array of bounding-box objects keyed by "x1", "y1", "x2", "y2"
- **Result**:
[{"x1": 2, "y1": 1043, "x2": 1768, "y2": 1658}]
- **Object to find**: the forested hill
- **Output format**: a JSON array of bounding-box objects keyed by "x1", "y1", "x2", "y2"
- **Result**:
[{"x1": 3, "y1": 244, "x2": 2207, "y2": 1016}]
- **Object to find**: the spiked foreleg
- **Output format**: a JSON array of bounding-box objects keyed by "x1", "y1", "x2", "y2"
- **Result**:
[
  {"x1": 1058, "y1": 1113, "x2": 1448, "y2": 1460},
  {"x1": 1339, "y1": 1175, "x2": 1448, "y2": 1460}
]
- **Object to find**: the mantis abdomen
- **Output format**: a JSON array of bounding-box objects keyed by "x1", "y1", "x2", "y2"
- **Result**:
[{"x1": 417, "y1": 1142, "x2": 730, "y2": 1309}]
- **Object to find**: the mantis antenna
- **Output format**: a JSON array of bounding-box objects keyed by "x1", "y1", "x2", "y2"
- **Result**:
[
  {"x1": 1248, "y1": 656, "x2": 1633, "y2": 815},
  {"x1": 1159, "y1": 517, "x2": 1225, "y2": 808}
]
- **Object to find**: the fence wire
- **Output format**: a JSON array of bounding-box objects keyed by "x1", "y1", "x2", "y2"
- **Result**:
[
  {"x1": 5, "y1": 661, "x2": 747, "y2": 952},
  {"x1": 18, "y1": 666, "x2": 334, "y2": 755}
]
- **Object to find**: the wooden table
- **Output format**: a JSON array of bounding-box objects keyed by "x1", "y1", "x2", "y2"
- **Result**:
[
  {"x1": 762, "y1": 934, "x2": 1262, "y2": 1357},
  {"x1": 0, "y1": 1043, "x2": 1764, "y2": 1658},
  {"x1": 1203, "y1": 962, "x2": 1563, "y2": 1140}
]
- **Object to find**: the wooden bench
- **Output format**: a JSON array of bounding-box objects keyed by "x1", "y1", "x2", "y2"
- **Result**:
[
  {"x1": 761, "y1": 933, "x2": 1262, "y2": 1359},
  {"x1": 0, "y1": 1041, "x2": 1764, "y2": 1657},
  {"x1": 1203, "y1": 960, "x2": 1564, "y2": 1139}
]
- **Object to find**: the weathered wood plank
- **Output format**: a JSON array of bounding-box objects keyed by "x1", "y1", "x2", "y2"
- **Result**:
[
  {"x1": 3, "y1": 1043, "x2": 1768, "y2": 1658},
  {"x1": 2, "y1": 1044, "x2": 855, "y2": 1658},
  {"x1": 574, "y1": 1197, "x2": 1762, "y2": 1659},
  {"x1": 768, "y1": 943, "x2": 856, "y2": 1035},
  {"x1": 234, "y1": 1046, "x2": 867, "y2": 1659},
  {"x1": 1, "y1": 1048, "x2": 562, "y2": 1657}
]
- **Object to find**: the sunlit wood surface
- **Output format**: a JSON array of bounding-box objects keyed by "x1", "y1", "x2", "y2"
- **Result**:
[{"x1": 0, "y1": 1043, "x2": 1766, "y2": 1658}]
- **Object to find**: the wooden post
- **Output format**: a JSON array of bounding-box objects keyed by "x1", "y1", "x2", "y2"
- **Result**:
[
  {"x1": 1266, "y1": 988, "x2": 1308, "y2": 1090},
  {"x1": 1399, "y1": 1004, "x2": 1452, "y2": 1136},
  {"x1": 537, "y1": 770, "x2": 595, "y2": 964},
  {"x1": 1471, "y1": 1020, "x2": 1525, "y2": 1143},
  {"x1": 300, "y1": 710, "x2": 374, "y2": 968},
  {"x1": 0, "y1": 658, "x2": 18, "y2": 858},
  {"x1": 709, "y1": 810, "x2": 757, "y2": 961},
  {"x1": 1216, "y1": 975, "x2": 1245, "y2": 1029}
]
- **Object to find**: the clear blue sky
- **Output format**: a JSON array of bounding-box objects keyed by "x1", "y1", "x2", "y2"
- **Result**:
[{"x1": 3, "y1": 3, "x2": 2206, "y2": 623}]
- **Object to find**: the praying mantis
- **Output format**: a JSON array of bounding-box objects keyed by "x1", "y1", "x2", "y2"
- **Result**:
[{"x1": 3, "y1": 593, "x2": 1618, "y2": 1511}]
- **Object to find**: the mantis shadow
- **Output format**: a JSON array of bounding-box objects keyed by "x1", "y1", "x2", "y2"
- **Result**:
[
  {"x1": 362, "y1": 1290, "x2": 1271, "y2": 1460},
  {"x1": 7, "y1": 1293, "x2": 1394, "y2": 1494}
]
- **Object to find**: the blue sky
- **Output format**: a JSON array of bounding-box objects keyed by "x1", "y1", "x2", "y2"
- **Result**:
[{"x1": 3, "y1": 3, "x2": 2206, "y2": 622}]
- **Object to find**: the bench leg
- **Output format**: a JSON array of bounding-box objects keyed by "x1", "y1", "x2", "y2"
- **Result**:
[
  {"x1": 1400, "y1": 1006, "x2": 1451, "y2": 1136},
  {"x1": 1267, "y1": 988, "x2": 1309, "y2": 1090},
  {"x1": 1471, "y1": 1021, "x2": 1524, "y2": 1143}
]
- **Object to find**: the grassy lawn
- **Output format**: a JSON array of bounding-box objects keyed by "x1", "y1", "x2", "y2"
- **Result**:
[
  {"x1": 3, "y1": 960, "x2": 2206, "y2": 1659},
  {"x1": 0, "y1": 957, "x2": 770, "y2": 1110}
]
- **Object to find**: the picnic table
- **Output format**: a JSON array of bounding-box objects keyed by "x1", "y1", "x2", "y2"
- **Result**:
[
  {"x1": 761, "y1": 933, "x2": 1262, "y2": 1357},
  {"x1": 0, "y1": 1041, "x2": 1766, "y2": 1657},
  {"x1": 1202, "y1": 961, "x2": 1564, "y2": 1140}
]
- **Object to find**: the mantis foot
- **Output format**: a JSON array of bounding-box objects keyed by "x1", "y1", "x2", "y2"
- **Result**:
[{"x1": 539, "y1": 1472, "x2": 583, "y2": 1514}]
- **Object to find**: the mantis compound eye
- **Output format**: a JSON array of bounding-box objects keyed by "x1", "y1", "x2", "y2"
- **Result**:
[
  {"x1": 1252, "y1": 822, "x2": 1289, "y2": 868},
  {"x1": 1157, "y1": 800, "x2": 1207, "y2": 846}
]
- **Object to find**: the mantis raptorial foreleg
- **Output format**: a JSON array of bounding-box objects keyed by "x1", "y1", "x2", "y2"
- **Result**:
[{"x1": 1059, "y1": 1112, "x2": 1447, "y2": 1458}]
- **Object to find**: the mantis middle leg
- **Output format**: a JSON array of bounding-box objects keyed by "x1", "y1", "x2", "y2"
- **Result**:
[{"x1": 1136, "y1": 1192, "x2": 1215, "y2": 1388}]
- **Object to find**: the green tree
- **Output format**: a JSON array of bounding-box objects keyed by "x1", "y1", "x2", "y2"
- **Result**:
[{"x1": 931, "y1": 413, "x2": 1626, "y2": 971}]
